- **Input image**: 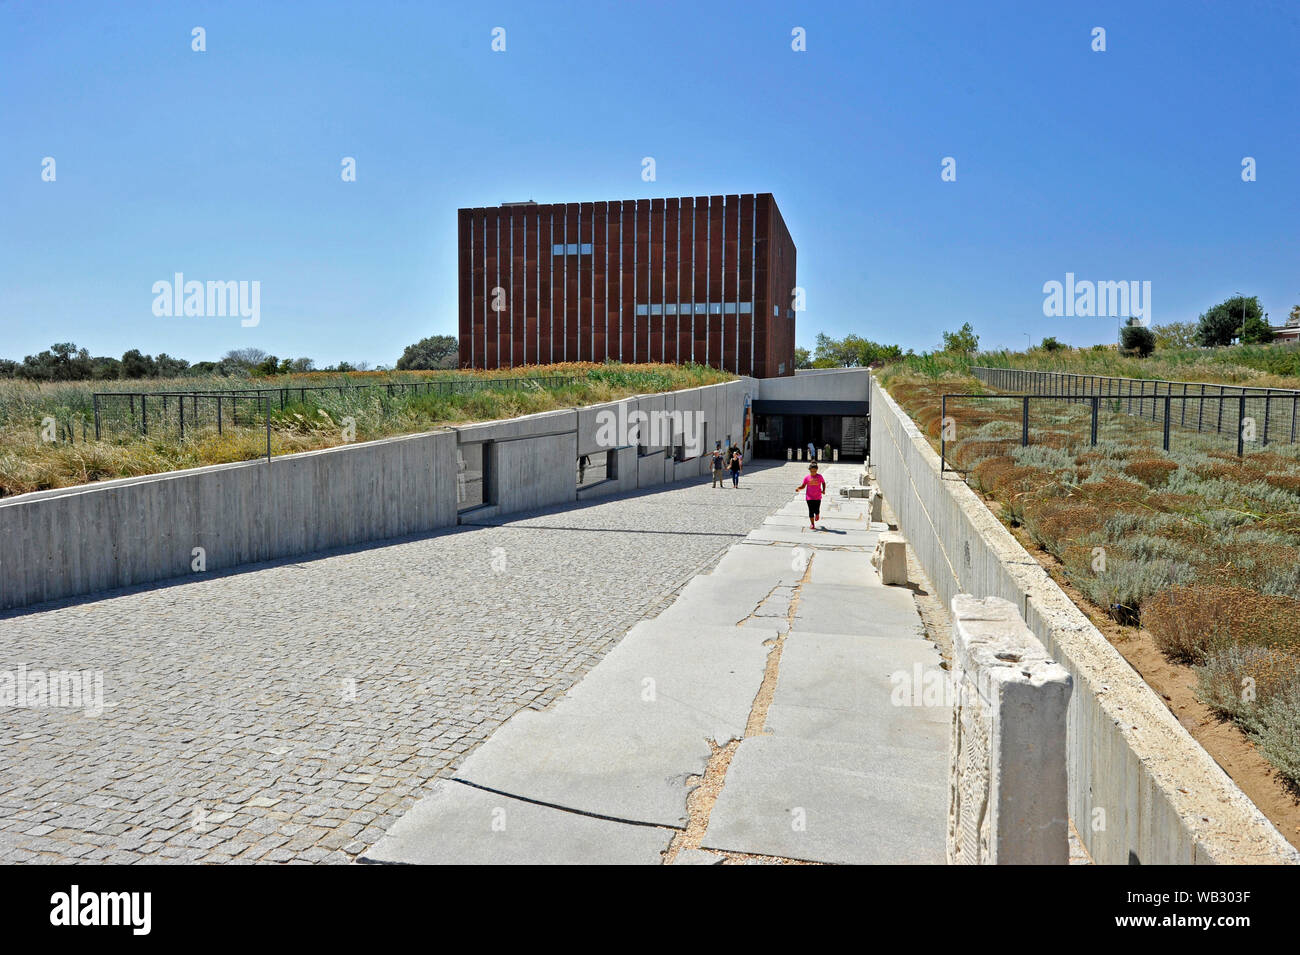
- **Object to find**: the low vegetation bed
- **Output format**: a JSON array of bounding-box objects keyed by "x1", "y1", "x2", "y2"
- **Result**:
[
  {"x1": 883, "y1": 362, "x2": 1300, "y2": 791},
  {"x1": 0, "y1": 362, "x2": 731, "y2": 497}
]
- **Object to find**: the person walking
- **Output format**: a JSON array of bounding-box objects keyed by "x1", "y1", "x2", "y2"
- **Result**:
[
  {"x1": 710, "y1": 443, "x2": 726, "y2": 488},
  {"x1": 806, "y1": 441, "x2": 817, "y2": 463},
  {"x1": 728, "y1": 448, "x2": 743, "y2": 488},
  {"x1": 797, "y1": 462, "x2": 827, "y2": 530}
]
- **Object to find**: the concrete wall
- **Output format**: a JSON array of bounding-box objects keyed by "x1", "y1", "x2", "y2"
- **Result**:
[
  {"x1": 2, "y1": 377, "x2": 757, "y2": 612},
  {"x1": 0, "y1": 429, "x2": 459, "y2": 612},
  {"x1": 759, "y1": 367, "x2": 870, "y2": 402},
  {"x1": 869, "y1": 374, "x2": 1299, "y2": 865}
]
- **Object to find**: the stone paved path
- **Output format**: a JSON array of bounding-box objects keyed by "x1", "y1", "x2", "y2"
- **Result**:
[
  {"x1": 365, "y1": 462, "x2": 951, "y2": 864},
  {"x1": 0, "y1": 462, "x2": 793, "y2": 863}
]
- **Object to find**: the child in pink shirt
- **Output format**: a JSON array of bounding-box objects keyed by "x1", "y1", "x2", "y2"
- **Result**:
[{"x1": 797, "y1": 463, "x2": 827, "y2": 530}]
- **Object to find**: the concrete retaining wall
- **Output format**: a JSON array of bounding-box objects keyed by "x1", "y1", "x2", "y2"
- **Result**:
[
  {"x1": 761, "y1": 367, "x2": 870, "y2": 402},
  {"x1": 869, "y1": 374, "x2": 1299, "y2": 865},
  {"x1": 1, "y1": 378, "x2": 757, "y2": 612},
  {"x1": 0, "y1": 430, "x2": 460, "y2": 612}
]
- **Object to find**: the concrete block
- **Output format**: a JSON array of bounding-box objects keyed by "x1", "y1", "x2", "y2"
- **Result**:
[
  {"x1": 947, "y1": 595, "x2": 1072, "y2": 865},
  {"x1": 871, "y1": 532, "x2": 906, "y2": 586},
  {"x1": 868, "y1": 490, "x2": 884, "y2": 523}
]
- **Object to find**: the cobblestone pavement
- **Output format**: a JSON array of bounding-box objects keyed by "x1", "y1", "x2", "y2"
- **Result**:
[{"x1": 0, "y1": 462, "x2": 797, "y2": 863}]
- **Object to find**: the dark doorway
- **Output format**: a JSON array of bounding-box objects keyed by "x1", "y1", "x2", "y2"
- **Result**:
[{"x1": 755, "y1": 413, "x2": 867, "y2": 461}]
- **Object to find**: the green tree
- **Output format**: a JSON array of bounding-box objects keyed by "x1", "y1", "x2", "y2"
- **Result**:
[
  {"x1": 20, "y1": 342, "x2": 93, "y2": 380},
  {"x1": 941, "y1": 322, "x2": 979, "y2": 354},
  {"x1": 154, "y1": 353, "x2": 191, "y2": 378},
  {"x1": 810, "y1": 333, "x2": 903, "y2": 367},
  {"x1": 90, "y1": 356, "x2": 122, "y2": 379},
  {"x1": 1151, "y1": 321, "x2": 1198, "y2": 349},
  {"x1": 794, "y1": 346, "x2": 812, "y2": 369},
  {"x1": 1196, "y1": 296, "x2": 1269, "y2": 346},
  {"x1": 396, "y1": 334, "x2": 459, "y2": 370},
  {"x1": 120, "y1": 349, "x2": 155, "y2": 378},
  {"x1": 1120, "y1": 322, "x2": 1155, "y2": 357},
  {"x1": 1039, "y1": 336, "x2": 1065, "y2": 352},
  {"x1": 252, "y1": 354, "x2": 281, "y2": 377}
]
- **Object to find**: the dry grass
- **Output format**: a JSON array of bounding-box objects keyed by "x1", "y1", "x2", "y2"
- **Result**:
[{"x1": 0, "y1": 362, "x2": 732, "y2": 497}]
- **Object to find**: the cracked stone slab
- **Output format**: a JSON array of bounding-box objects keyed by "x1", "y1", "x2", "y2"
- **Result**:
[
  {"x1": 702, "y1": 736, "x2": 948, "y2": 864},
  {"x1": 807, "y1": 551, "x2": 880, "y2": 587},
  {"x1": 709, "y1": 542, "x2": 808, "y2": 585},
  {"x1": 765, "y1": 630, "x2": 951, "y2": 748},
  {"x1": 792, "y1": 582, "x2": 926, "y2": 638},
  {"x1": 655, "y1": 575, "x2": 781, "y2": 627},
  {"x1": 360, "y1": 780, "x2": 672, "y2": 865},
  {"x1": 453, "y1": 621, "x2": 775, "y2": 827}
]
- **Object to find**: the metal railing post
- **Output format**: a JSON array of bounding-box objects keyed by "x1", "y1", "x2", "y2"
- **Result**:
[
  {"x1": 1162, "y1": 396, "x2": 1171, "y2": 452},
  {"x1": 93, "y1": 393, "x2": 101, "y2": 440},
  {"x1": 1090, "y1": 397, "x2": 1099, "y2": 446},
  {"x1": 1238, "y1": 394, "x2": 1246, "y2": 457},
  {"x1": 1022, "y1": 396, "x2": 1030, "y2": 447}
]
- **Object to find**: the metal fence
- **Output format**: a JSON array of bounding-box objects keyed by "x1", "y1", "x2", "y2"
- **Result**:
[
  {"x1": 940, "y1": 390, "x2": 1295, "y2": 472},
  {"x1": 92, "y1": 374, "x2": 578, "y2": 441},
  {"x1": 86, "y1": 392, "x2": 274, "y2": 461},
  {"x1": 971, "y1": 366, "x2": 1300, "y2": 451}
]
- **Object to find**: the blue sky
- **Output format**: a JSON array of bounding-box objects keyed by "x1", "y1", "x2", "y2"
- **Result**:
[{"x1": 3, "y1": 0, "x2": 1298, "y2": 366}]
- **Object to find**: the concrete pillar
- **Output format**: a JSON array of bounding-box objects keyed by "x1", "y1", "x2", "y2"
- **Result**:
[
  {"x1": 871, "y1": 532, "x2": 907, "y2": 585},
  {"x1": 833, "y1": 449, "x2": 839, "y2": 461},
  {"x1": 947, "y1": 595, "x2": 1072, "y2": 865},
  {"x1": 786, "y1": 448, "x2": 792, "y2": 460},
  {"x1": 867, "y1": 489, "x2": 883, "y2": 523}
]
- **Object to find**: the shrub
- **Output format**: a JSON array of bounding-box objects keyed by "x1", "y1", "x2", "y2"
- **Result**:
[
  {"x1": 1010, "y1": 444, "x2": 1077, "y2": 473},
  {"x1": 1196, "y1": 644, "x2": 1299, "y2": 725},
  {"x1": 1253, "y1": 683, "x2": 1300, "y2": 789},
  {"x1": 952, "y1": 438, "x2": 1016, "y2": 469},
  {"x1": 1073, "y1": 557, "x2": 1196, "y2": 625},
  {"x1": 1145, "y1": 585, "x2": 1300, "y2": 664},
  {"x1": 1021, "y1": 499, "x2": 1105, "y2": 557},
  {"x1": 1261, "y1": 561, "x2": 1300, "y2": 600},
  {"x1": 1124, "y1": 457, "x2": 1178, "y2": 487}
]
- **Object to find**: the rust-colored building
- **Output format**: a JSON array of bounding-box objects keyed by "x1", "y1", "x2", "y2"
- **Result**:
[{"x1": 457, "y1": 194, "x2": 796, "y2": 377}]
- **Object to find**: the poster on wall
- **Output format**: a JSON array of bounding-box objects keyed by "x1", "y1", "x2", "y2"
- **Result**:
[{"x1": 742, "y1": 394, "x2": 752, "y2": 454}]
